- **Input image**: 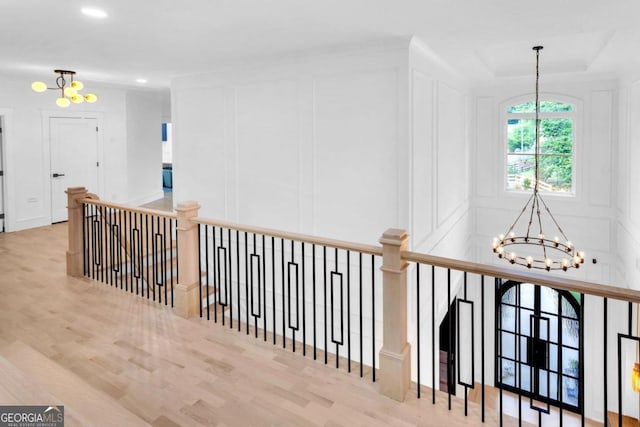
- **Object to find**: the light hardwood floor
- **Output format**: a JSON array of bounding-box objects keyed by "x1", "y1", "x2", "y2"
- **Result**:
[{"x1": 0, "y1": 223, "x2": 600, "y2": 426}]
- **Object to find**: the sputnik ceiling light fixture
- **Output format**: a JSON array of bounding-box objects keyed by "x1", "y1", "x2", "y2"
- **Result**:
[
  {"x1": 492, "y1": 46, "x2": 585, "y2": 271},
  {"x1": 31, "y1": 70, "x2": 98, "y2": 108}
]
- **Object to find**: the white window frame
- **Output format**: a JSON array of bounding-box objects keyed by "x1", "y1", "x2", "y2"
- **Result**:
[{"x1": 502, "y1": 94, "x2": 580, "y2": 197}]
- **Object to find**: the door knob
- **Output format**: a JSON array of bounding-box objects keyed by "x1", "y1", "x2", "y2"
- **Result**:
[{"x1": 52, "y1": 173, "x2": 65, "y2": 178}]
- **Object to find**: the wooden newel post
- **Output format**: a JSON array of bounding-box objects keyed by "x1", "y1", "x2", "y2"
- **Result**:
[
  {"x1": 379, "y1": 228, "x2": 411, "y2": 401},
  {"x1": 174, "y1": 201, "x2": 201, "y2": 319},
  {"x1": 66, "y1": 187, "x2": 89, "y2": 277}
]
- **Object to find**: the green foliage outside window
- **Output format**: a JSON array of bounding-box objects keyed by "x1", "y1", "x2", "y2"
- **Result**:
[{"x1": 506, "y1": 101, "x2": 574, "y2": 193}]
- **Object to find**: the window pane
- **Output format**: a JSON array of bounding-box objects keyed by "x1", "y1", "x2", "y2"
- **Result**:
[
  {"x1": 549, "y1": 344, "x2": 558, "y2": 371},
  {"x1": 540, "y1": 119, "x2": 573, "y2": 154},
  {"x1": 507, "y1": 101, "x2": 573, "y2": 113},
  {"x1": 520, "y1": 363, "x2": 531, "y2": 391},
  {"x1": 562, "y1": 318, "x2": 580, "y2": 347},
  {"x1": 501, "y1": 331, "x2": 516, "y2": 359},
  {"x1": 562, "y1": 295, "x2": 579, "y2": 318},
  {"x1": 562, "y1": 375, "x2": 579, "y2": 406},
  {"x1": 521, "y1": 284, "x2": 534, "y2": 309},
  {"x1": 539, "y1": 155, "x2": 572, "y2": 192},
  {"x1": 541, "y1": 287, "x2": 559, "y2": 314},
  {"x1": 507, "y1": 119, "x2": 535, "y2": 154},
  {"x1": 501, "y1": 359, "x2": 516, "y2": 386},
  {"x1": 500, "y1": 305, "x2": 516, "y2": 332},
  {"x1": 501, "y1": 286, "x2": 517, "y2": 305},
  {"x1": 562, "y1": 348, "x2": 580, "y2": 377},
  {"x1": 520, "y1": 308, "x2": 533, "y2": 336}
]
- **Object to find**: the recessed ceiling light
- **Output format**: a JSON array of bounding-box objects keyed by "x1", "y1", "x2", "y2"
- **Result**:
[
  {"x1": 136, "y1": 78, "x2": 148, "y2": 84},
  {"x1": 81, "y1": 7, "x2": 108, "y2": 19}
]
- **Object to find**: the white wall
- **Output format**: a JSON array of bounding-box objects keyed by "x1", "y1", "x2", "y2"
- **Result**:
[
  {"x1": 0, "y1": 72, "x2": 168, "y2": 231},
  {"x1": 172, "y1": 40, "x2": 413, "y2": 245},
  {"x1": 615, "y1": 74, "x2": 640, "y2": 289},
  {"x1": 126, "y1": 91, "x2": 164, "y2": 205}
]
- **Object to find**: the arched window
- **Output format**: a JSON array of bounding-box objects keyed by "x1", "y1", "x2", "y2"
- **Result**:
[
  {"x1": 505, "y1": 100, "x2": 575, "y2": 194},
  {"x1": 496, "y1": 281, "x2": 582, "y2": 413}
]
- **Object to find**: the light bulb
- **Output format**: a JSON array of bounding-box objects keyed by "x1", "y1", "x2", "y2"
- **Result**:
[
  {"x1": 65, "y1": 87, "x2": 77, "y2": 98},
  {"x1": 31, "y1": 81, "x2": 47, "y2": 92},
  {"x1": 509, "y1": 252, "x2": 516, "y2": 263},
  {"x1": 497, "y1": 247, "x2": 504, "y2": 258},
  {"x1": 509, "y1": 231, "x2": 515, "y2": 242},
  {"x1": 545, "y1": 258, "x2": 552, "y2": 271},
  {"x1": 71, "y1": 94, "x2": 84, "y2": 104},
  {"x1": 84, "y1": 93, "x2": 98, "y2": 103},
  {"x1": 492, "y1": 238, "x2": 498, "y2": 250},
  {"x1": 498, "y1": 234, "x2": 505, "y2": 242},
  {"x1": 578, "y1": 251, "x2": 585, "y2": 263},
  {"x1": 71, "y1": 80, "x2": 84, "y2": 90},
  {"x1": 553, "y1": 237, "x2": 559, "y2": 247},
  {"x1": 56, "y1": 97, "x2": 70, "y2": 108},
  {"x1": 561, "y1": 258, "x2": 569, "y2": 271},
  {"x1": 526, "y1": 256, "x2": 533, "y2": 268},
  {"x1": 538, "y1": 233, "x2": 545, "y2": 243}
]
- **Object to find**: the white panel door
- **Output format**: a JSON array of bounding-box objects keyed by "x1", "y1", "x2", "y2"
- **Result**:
[{"x1": 50, "y1": 117, "x2": 98, "y2": 223}]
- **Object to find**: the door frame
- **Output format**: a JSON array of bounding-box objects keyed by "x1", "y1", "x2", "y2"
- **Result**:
[
  {"x1": 42, "y1": 111, "x2": 104, "y2": 225},
  {"x1": 0, "y1": 108, "x2": 13, "y2": 231}
]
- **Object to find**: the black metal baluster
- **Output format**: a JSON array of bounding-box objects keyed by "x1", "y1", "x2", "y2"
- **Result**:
[
  {"x1": 371, "y1": 254, "x2": 376, "y2": 382},
  {"x1": 580, "y1": 294, "x2": 584, "y2": 427},
  {"x1": 197, "y1": 224, "x2": 202, "y2": 318},
  {"x1": 498, "y1": 278, "x2": 503, "y2": 427},
  {"x1": 334, "y1": 247, "x2": 339, "y2": 368},
  {"x1": 516, "y1": 282, "x2": 522, "y2": 426},
  {"x1": 432, "y1": 265, "x2": 435, "y2": 404},
  {"x1": 163, "y1": 217, "x2": 168, "y2": 304},
  {"x1": 205, "y1": 225, "x2": 210, "y2": 320},
  {"x1": 313, "y1": 244, "x2": 317, "y2": 360},
  {"x1": 213, "y1": 227, "x2": 220, "y2": 326},
  {"x1": 170, "y1": 218, "x2": 175, "y2": 307},
  {"x1": 417, "y1": 263, "x2": 421, "y2": 398},
  {"x1": 156, "y1": 216, "x2": 162, "y2": 304},
  {"x1": 558, "y1": 291, "x2": 563, "y2": 427},
  {"x1": 147, "y1": 215, "x2": 153, "y2": 301},
  {"x1": 347, "y1": 250, "x2": 351, "y2": 372},
  {"x1": 272, "y1": 236, "x2": 276, "y2": 344},
  {"x1": 212, "y1": 226, "x2": 218, "y2": 323},
  {"x1": 290, "y1": 240, "x2": 296, "y2": 351},
  {"x1": 151, "y1": 215, "x2": 156, "y2": 301},
  {"x1": 262, "y1": 234, "x2": 266, "y2": 341},
  {"x1": 119, "y1": 210, "x2": 123, "y2": 291},
  {"x1": 323, "y1": 245, "x2": 327, "y2": 364},
  {"x1": 281, "y1": 238, "x2": 286, "y2": 348},
  {"x1": 238, "y1": 230, "x2": 241, "y2": 332},
  {"x1": 245, "y1": 232, "x2": 250, "y2": 335},
  {"x1": 90, "y1": 205, "x2": 96, "y2": 280},
  {"x1": 229, "y1": 228, "x2": 234, "y2": 329},
  {"x1": 604, "y1": 297, "x2": 608, "y2": 426},
  {"x1": 359, "y1": 252, "x2": 363, "y2": 377},
  {"x1": 82, "y1": 203, "x2": 87, "y2": 276},
  {"x1": 481, "y1": 275, "x2": 485, "y2": 423},
  {"x1": 302, "y1": 242, "x2": 306, "y2": 354},
  {"x1": 447, "y1": 268, "x2": 451, "y2": 410}
]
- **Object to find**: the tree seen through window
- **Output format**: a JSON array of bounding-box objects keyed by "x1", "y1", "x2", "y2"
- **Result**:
[{"x1": 506, "y1": 101, "x2": 574, "y2": 193}]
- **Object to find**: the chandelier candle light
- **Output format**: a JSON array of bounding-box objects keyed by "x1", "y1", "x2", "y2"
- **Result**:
[
  {"x1": 31, "y1": 70, "x2": 97, "y2": 108},
  {"x1": 492, "y1": 46, "x2": 585, "y2": 271}
]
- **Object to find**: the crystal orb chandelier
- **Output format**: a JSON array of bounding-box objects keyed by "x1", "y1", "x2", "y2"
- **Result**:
[
  {"x1": 492, "y1": 46, "x2": 585, "y2": 271},
  {"x1": 31, "y1": 70, "x2": 98, "y2": 108}
]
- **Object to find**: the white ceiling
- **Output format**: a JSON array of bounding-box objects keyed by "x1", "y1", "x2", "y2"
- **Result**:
[{"x1": 2, "y1": 0, "x2": 639, "y2": 88}]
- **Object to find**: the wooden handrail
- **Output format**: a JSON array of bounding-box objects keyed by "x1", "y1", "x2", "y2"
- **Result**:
[
  {"x1": 403, "y1": 250, "x2": 640, "y2": 303},
  {"x1": 82, "y1": 198, "x2": 177, "y2": 219},
  {"x1": 192, "y1": 217, "x2": 383, "y2": 256}
]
